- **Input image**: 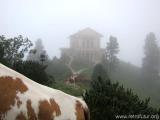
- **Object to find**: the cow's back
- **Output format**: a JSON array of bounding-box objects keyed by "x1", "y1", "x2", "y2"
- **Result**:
[{"x1": 0, "y1": 63, "x2": 89, "y2": 120}]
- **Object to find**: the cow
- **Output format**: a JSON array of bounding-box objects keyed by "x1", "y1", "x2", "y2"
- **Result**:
[{"x1": 0, "y1": 63, "x2": 90, "y2": 120}]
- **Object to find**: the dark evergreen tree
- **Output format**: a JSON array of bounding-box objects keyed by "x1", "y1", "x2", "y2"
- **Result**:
[
  {"x1": 27, "y1": 39, "x2": 48, "y2": 63},
  {"x1": 91, "y1": 64, "x2": 108, "y2": 82},
  {"x1": 105, "y1": 36, "x2": 119, "y2": 74},
  {"x1": 45, "y1": 57, "x2": 72, "y2": 81},
  {"x1": 61, "y1": 54, "x2": 70, "y2": 64},
  {"x1": 84, "y1": 64, "x2": 158, "y2": 120},
  {"x1": 13, "y1": 61, "x2": 54, "y2": 86},
  {"x1": 142, "y1": 32, "x2": 160, "y2": 82}
]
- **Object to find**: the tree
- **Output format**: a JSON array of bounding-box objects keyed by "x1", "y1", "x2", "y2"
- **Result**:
[
  {"x1": 13, "y1": 61, "x2": 54, "y2": 86},
  {"x1": 61, "y1": 54, "x2": 70, "y2": 64},
  {"x1": 83, "y1": 64, "x2": 158, "y2": 120},
  {"x1": 142, "y1": 32, "x2": 160, "y2": 82},
  {"x1": 105, "y1": 36, "x2": 119, "y2": 74},
  {"x1": 45, "y1": 57, "x2": 72, "y2": 81},
  {"x1": 0, "y1": 35, "x2": 32, "y2": 67},
  {"x1": 27, "y1": 39, "x2": 48, "y2": 63},
  {"x1": 91, "y1": 64, "x2": 108, "y2": 82}
]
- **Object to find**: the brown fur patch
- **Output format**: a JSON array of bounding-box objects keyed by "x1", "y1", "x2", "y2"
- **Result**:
[
  {"x1": 16, "y1": 112, "x2": 26, "y2": 120},
  {"x1": 75, "y1": 101, "x2": 85, "y2": 120},
  {"x1": 38, "y1": 99, "x2": 61, "y2": 120},
  {"x1": 0, "y1": 76, "x2": 28, "y2": 119},
  {"x1": 83, "y1": 106, "x2": 90, "y2": 120},
  {"x1": 27, "y1": 99, "x2": 37, "y2": 120}
]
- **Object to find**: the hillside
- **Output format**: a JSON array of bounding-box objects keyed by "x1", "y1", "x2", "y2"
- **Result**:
[{"x1": 47, "y1": 58, "x2": 160, "y2": 108}]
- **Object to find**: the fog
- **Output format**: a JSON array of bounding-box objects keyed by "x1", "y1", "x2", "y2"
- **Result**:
[{"x1": 1, "y1": 0, "x2": 160, "y2": 66}]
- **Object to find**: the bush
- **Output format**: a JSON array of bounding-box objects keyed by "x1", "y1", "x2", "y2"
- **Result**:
[
  {"x1": 83, "y1": 64, "x2": 159, "y2": 120},
  {"x1": 13, "y1": 61, "x2": 54, "y2": 86}
]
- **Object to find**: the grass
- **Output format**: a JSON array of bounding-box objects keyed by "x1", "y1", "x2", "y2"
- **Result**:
[{"x1": 51, "y1": 81, "x2": 86, "y2": 97}]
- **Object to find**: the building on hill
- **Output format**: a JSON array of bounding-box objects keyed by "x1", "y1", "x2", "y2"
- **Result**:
[{"x1": 60, "y1": 28, "x2": 105, "y2": 64}]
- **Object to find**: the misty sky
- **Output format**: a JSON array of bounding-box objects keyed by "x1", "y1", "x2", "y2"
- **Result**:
[{"x1": 1, "y1": 0, "x2": 160, "y2": 66}]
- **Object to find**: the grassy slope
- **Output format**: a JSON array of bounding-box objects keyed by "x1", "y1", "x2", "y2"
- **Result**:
[{"x1": 50, "y1": 81, "x2": 87, "y2": 97}]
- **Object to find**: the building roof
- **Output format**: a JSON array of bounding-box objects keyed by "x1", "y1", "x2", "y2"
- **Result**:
[{"x1": 70, "y1": 27, "x2": 103, "y2": 38}]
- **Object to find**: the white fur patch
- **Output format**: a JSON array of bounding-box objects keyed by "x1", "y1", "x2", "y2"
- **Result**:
[{"x1": 0, "y1": 63, "x2": 88, "y2": 120}]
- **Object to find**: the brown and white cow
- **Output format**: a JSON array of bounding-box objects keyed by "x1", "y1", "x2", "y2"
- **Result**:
[{"x1": 0, "y1": 63, "x2": 89, "y2": 120}]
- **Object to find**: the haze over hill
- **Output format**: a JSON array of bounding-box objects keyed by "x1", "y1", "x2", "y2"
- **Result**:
[{"x1": 1, "y1": 0, "x2": 160, "y2": 66}]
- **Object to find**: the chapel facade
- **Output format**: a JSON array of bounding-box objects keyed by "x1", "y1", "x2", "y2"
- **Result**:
[{"x1": 60, "y1": 28, "x2": 105, "y2": 63}]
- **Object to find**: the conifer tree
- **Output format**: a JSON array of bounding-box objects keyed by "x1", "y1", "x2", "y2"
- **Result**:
[
  {"x1": 27, "y1": 39, "x2": 48, "y2": 63},
  {"x1": 84, "y1": 64, "x2": 158, "y2": 120},
  {"x1": 142, "y1": 32, "x2": 160, "y2": 82},
  {"x1": 13, "y1": 61, "x2": 54, "y2": 86},
  {"x1": 105, "y1": 36, "x2": 119, "y2": 74}
]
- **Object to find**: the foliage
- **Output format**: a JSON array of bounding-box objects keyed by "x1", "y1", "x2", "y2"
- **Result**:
[
  {"x1": 45, "y1": 57, "x2": 72, "y2": 81},
  {"x1": 105, "y1": 36, "x2": 119, "y2": 73},
  {"x1": 61, "y1": 54, "x2": 70, "y2": 65},
  {"x1": 27, "y1": 38, "x2": 48, "y2": 63},
  {"x1": 140, "y1": 33, "x2": 160, "y2": 107},
  {"x1": 13, "y1": 61, "x2": 54, "y2": 86},
  {"x1": 83, "y1": 64, "x2": 159, "y2": 120},
  {"x1": 142, "y1": 32, "x2": 160, "y2": 82},
  {"x1": 0, "y1": 35, "x2": 32, "y2": 67},
  {"x1": 91, "y1": 64, "x2": 108, "y2": 81},
  {"x1": 102, "y1": 59, "x2": 160, "y2": 108}
]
